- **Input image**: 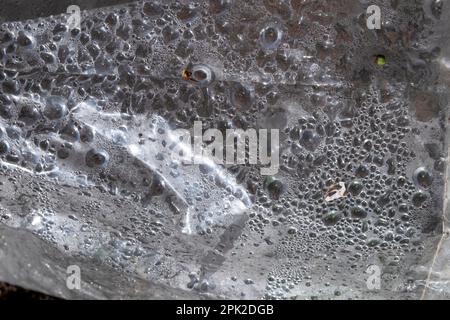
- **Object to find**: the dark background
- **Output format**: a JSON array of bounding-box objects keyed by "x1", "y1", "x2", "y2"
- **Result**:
[
  {"x1": 0, "y1": 282, "x2": 55, "y2": 300},
  {"x1": 0, "y1": 0, "x2": 131, "y2": 23}
]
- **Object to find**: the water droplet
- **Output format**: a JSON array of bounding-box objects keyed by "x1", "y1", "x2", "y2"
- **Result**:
[
  {"x1": 259, "y1": 25, "x2": 282, "y2": 50},
  {"x1": 0, "y1": 140, "x2": 9, "y2": 154},
  {"x1": 85, "y1": 149, "x2": 109, "y2": 168},
  {"x1": 412, "y1": 191, "x2": 427, "y2": 207},
  {"x1": 351, "y1": 206, "x2": 367, "y2": 219},
  {"x1": 44, "y1": 96, "x2": 68, "y2": 120},
  {"x1": 413, "y1": 167, "x2": 433, "y2": 188},
  {"x1": 322, "y1": 211, "x2": 342, "y2": 226}
]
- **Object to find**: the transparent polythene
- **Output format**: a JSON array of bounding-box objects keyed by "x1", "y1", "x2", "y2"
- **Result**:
[{"x1": 0, "y1": 0, "x2": 449, "y2": 300}]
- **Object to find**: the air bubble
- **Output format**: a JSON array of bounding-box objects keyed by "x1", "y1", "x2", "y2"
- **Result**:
[
  {"x1": 351, "y1": 206, "x2": 367, "y2": 219},
  {"x1": 85, "y1": 149, "x2": 109, "y2": 168},
  {"x1": 413, "y1": 167, "x2": 433, "y2": 188},
  {"x1": 0, "y1": 140, "x2": 9, "y2": 154},
  {"x1": 322, "y1": 211, "x2": 342, "y2": 226},
  {"x1": 348, "y1": 180, "x2": 364, "y2": 196},
  {"x1": 44, "y1": 96, "x2": 68, "y2": 120},
  {"x1": 190, "y1": 64, "x2": 215, "y2": 86},
  {"x1": 265, "y1": 177, "x2": 284, "y2": 200},
  {"x1": 259, "y1": 25, "x2": 282, "y2": 50},
  {"x1": 412, "y1": 191, "x2": 427, "y2": 207}
]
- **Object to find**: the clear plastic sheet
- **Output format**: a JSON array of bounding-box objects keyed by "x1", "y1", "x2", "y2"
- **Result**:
[{"x1": 0, "y1": 0, "x2": 449, "y2": 300}]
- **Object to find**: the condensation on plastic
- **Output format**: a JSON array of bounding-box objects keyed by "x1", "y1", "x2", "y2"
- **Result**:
[{"x1": 0, "y1": 0, "x2": 449, "y2": 300}]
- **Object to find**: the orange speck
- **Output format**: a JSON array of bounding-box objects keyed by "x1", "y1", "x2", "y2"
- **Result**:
[{"x1": 182, "y1": 69, "x2": 191, "y2": 81}]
